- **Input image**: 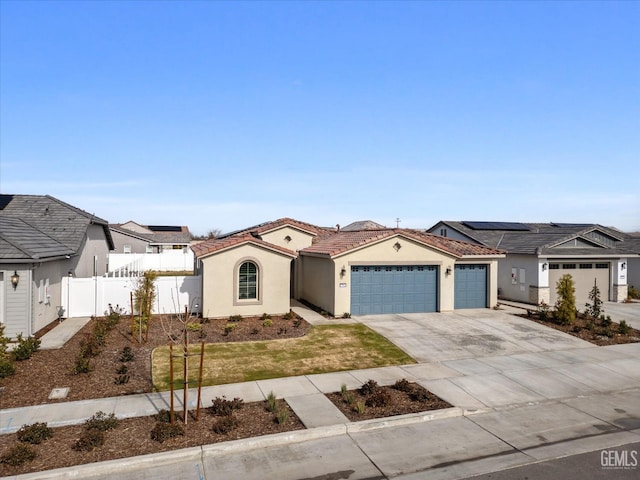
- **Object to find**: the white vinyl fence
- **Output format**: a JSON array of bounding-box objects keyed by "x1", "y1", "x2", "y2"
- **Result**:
[
  {"x1": 107, "y1": 251, "x2": 195, "y2": 276},
  {"x1": 61, "y1": 275, "x2": 202, "y2": 318}
]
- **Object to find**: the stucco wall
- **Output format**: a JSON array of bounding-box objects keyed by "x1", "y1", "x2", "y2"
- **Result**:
[
  {"x1": 628, "y1": 258, "x2": 640, "y2": 294},
  {"x1": 0, "y1": 267, "x2": 32, "y2": 339},
  {"x1": 260, "y1": 226, "x2": 315, "y2": 252},
  {"x1": 298, "y1": 255, "x2": 336, "y2": 315},
  {"x1": 497, "y1": 255, "x2": 543, "y2": 304},
  {"x1": 111, "y1": 230, "x2": 151, "y2": 254},
  {"x1": 72, "y1": 224, "x2": 112, "y2": 277},
  {"x1": 201, "y1": 244, "x2": 293, "y2": 318},
  {"x1": 31, "y1": 260, "x2": 69, "y2": 333}
]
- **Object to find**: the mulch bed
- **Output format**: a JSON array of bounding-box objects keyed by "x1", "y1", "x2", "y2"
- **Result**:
[
  {"x1": 326, "y1": 380, "x2": 452, "y2": 422},
  {"x1": 0, "y1": 399, "x2": 303, "y2": 476},
  {"x1": 0, "y1": 313, "x2": 311, "y2": 408},
  {"x1": 519, "y1": 313, "x2": 640, "y2": 346}
]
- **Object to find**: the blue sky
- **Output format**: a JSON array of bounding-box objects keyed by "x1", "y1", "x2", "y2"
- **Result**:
[{"x1": 1, "y1": 0, "x2": 638, "y2": 235}]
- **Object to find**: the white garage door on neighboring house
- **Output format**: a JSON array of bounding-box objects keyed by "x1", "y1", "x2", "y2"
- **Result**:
[
  {"x1": 454, "y1": 264, "x2": 488, "y2": 309},
  {"x1": 549, "y1": 262, "x2": 610, "y2": 306},
  {"x1": 350, "y1": 265, "x2": 438, "y2": 315}
]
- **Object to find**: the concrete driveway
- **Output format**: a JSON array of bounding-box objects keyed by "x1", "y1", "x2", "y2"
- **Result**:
[
  {"x1": 356, "y1": 307, "x2": 593, "y2": 363},
  {"x1": 604, "y1": 301, "x2": 640, "y2": 330}
]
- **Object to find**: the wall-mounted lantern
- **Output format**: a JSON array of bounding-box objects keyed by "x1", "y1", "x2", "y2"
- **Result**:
[
  {"x1": 621, "y1": 262, "x2": 626, "y2": 270},
  {"x1": 11, "y1": 271, "x2": 20, "y2": 290},
  {"x1": 445, "y1": 266, "x2": 452, "y2": 276},
  {"x1": 340, "y1": 265, "x2": 347, "y2": 278},
  {"x1": 542, "y1": 262, "x2": 548, "y2": 271}
]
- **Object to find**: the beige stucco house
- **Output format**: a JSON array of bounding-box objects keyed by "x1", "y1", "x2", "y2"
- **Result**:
[{"x1": 193, "y1": 218, "x2": 504, "y2": 319}]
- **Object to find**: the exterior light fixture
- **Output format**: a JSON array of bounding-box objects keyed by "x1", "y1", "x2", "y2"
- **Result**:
[
  {"x1": 621, "y1": 262, "x2": 626, "y2": 270},
  {"x1": 340, "y1": 265, "x2": 347, "y2": 278},
  {"x1": 11, "y1": 271, "x2": 20, "y2": 290},
  {"x1": 445, "y1": 266, "x2": 452, "y2": 276},
  {"x1": 542, "y1": 262, "x2": 548, "y2": 271}
]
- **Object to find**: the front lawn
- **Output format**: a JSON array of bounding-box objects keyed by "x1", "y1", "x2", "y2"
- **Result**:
[{"x1": 152, "y1": 324, "x2": 415, "y2": 390}]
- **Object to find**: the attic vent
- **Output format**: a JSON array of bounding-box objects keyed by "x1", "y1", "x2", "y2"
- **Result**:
[
  {"x1": 284, "y1": 235, "x2": 292, "y2": 243},
  {"x1": 393, "y1": 242, "x2": 402, "y2": 252}
]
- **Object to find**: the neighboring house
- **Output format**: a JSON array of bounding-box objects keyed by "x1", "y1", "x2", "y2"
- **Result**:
[
  {"x1": 0, "y1": 194, "x2": 114, "y2": 338},
  {"x1": 627, "y1": 233, "x2": 640, "y2": 292},
  {"x1": 110, "y1": 221, "x2": 192, "y2": 254},
  {"x1": 192, "y1": 218, "x2": 504, "y2": 319},
  {"x1": 427, "y1": 221, "x2": 638, "y2": 306}
]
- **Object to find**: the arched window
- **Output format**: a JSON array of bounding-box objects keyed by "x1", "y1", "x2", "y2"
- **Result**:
[{"x1": 238, "y1": 261, "x2": 258, "y2": 300}]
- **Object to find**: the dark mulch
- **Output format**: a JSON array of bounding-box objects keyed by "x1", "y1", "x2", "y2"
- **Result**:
[
  {"x1": 519, "y1": 313, "x2": 640, "y2": 346},
  {"x1": 0, "y1": 399, "x2": 303, "y2": 476},
  {"x1": 326, "y1": 381, "x2": 452, "y2": 422},
  {"x1": 0, "y1": 313, "x2": 311, "y2": 408}
]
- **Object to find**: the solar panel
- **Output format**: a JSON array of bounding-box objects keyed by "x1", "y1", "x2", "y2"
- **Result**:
[
  {"x1": 463, "y1": 221, "x2": 531, "y2": 231},
  {"x1": 0, "y1": 194, "x2": 14, "y2": 211},
  {"x1": 551, "y1": 223, "x2": 594, "y2": 228},
  {"x1": 147, "y1": 225, "x2": 183, "y2": 232}
]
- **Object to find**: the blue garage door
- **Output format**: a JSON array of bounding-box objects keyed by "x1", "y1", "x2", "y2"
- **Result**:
[
  {"x1": 454, "y1": 264, "x2": 487, "y2": 309},
  {"x1": 350, "y1": 265, "x2": 438, "y2": 315}
]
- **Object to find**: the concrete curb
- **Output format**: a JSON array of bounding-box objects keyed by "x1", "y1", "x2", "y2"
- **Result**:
[{"x1": 8, "y1": 408, "x2": 463, "y2": 479}]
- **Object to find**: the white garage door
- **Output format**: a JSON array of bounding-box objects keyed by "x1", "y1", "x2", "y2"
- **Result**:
[{"x1": 549, "y1": 262, "x2": 610, "y2": 306}]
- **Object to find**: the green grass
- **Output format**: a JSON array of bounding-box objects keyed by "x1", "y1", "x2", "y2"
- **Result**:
[{"x1": 151, "y1": 324, "x2": 415, "y2": 391}]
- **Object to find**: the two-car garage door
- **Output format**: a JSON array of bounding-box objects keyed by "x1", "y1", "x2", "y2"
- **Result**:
[{"x1": 350, "y1": 265, "x2": 438, "y2": 315}]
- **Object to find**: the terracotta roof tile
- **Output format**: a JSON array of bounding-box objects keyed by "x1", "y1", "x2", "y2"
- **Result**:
[
  {"x1": 220, "y1": 218, "x2": 334, "y2": 239},
  {"x1": 301, "y1": 229, "x2": 505, "y2": 258},
  {"x1": 192, "y1": 234, "x2": 297, "y2": 258}
]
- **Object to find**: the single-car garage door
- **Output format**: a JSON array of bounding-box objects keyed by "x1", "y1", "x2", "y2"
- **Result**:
[
  {"x1": 549, "y1": 262, "x2": 610, "y2": 305},
  {"x1": 454, "y1": 264, "x2": 487, "y2": 309},
  {"x1": 350, "y1": 265, "x2": 438, "y2": 315}
]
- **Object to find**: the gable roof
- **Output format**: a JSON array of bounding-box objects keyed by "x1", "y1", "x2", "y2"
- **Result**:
[
  {"x1": 0, "y1": 194, "x2": 114, "y2": 262},
  {"x1": 431, "y1": 221, "x2": 637, "y2": 256},
  {"x1": 219, "y1": 218, "x2": 333, "y2": 239},
  {"x1": 301, "y1": 229, "x2": 505, "y2": 258},
  {"x1": 111, "y1": 223, "x2": 192, "y2": 244},
  {"x1": 341, "y1": 220, "x2": 386, "y2": 231},
  {"x1": 191, "y1": 234, "x2": 297, "y2": 259}
]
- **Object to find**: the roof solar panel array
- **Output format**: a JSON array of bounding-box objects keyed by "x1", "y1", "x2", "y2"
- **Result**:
[{"x1": 462, "y1": 221, "x2": 530, "y2": 231}]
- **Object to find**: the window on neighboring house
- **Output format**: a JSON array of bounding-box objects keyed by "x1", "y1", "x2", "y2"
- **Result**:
[
  {"x1": 440, "y1": 228, "x2": 447, "y2": 237},
  {"x1": 146, "y1": 245, "x2": 153, "y2": 253},
  {"x1": 238, "y1": 261, "x2": 258, "y2": 300},
  {"x1": 124, "y1": 245, "x2": 132, "y2": 254}
]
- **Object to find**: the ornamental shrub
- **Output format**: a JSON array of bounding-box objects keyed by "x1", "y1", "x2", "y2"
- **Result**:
[{"x1": 554, "y1": 274, "x2": 576, "y2": 325}]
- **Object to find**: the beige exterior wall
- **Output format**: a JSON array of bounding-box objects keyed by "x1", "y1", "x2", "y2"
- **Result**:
[
  {"x1": 200, "y1": 244, "x2": 293, "y2": 318},
  {"x1": 298, "y1": 255, "x2": 336, "y2": 314},
  {"x1": 31, "y1": 260, "x2": 70, "y2": 333},
  {"x1": 260, "y1": 226, "x2": 315, "y2": 252},
  {"x1": 72, "y1": 224, "x2": 112, "y2": 277},
  {"x1": 549, "y1": 262, "x2": 611, "y2": 306}
]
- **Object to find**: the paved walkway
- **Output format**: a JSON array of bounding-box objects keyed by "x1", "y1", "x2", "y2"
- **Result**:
[{"x1": 3, "y1": 304, "x2": 640, "y2": 479}]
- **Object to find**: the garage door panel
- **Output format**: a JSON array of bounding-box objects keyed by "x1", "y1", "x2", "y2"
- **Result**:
[
  {"x1": 455, "y1": 264, "x2": 487, "y2": 309},
  {"x1": 549, "y1": 263, "x2": 610, "y2": 305},
  {"x1": 351, "y1": 265, "x2": 438, "y2": 315}
]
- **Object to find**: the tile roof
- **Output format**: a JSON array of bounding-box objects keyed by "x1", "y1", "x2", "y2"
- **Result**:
[
  {"x1": 341, "y1": 220, "x2": 386, "y2": 231},
  {"x1": 220, "y1": 218, "x2": 334, "y2": 239},
  {"x1": 191, "y1": 234, "x2": 297, "y2": 259},
  {"x1": 301, "y1": 229, "x2": 505, "y2": 258},
  {"x1": 0, "y1": 194, "x2": 114, "y2": 261},
  {"x1": 434, "y1": 221, "x2": 638, "y2": 255}
]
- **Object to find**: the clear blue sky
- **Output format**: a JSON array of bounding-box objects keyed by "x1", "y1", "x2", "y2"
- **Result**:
[{"x1": 1, "y1": 0, "x2": 638, "y2": 235}]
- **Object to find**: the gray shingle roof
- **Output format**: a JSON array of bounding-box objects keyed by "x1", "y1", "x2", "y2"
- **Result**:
[{"x1": 0, "y1": 194, "x2": 114, "y2": 262}]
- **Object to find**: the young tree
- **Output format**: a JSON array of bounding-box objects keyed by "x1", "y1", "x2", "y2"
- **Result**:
[
  {"x1": 554, "y1": 274, "x2": 576, "y2": 325},
  {"x1": 585, "y1": 279, "x2": 603, "y2": 320},
  {"x1": 133, "y1": 270, "x2": 157, "y2": 342}
]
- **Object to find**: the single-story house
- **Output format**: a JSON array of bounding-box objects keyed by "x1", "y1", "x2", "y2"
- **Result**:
[
  {"x1": 427, "y1": 221, "x2": 638, "y2": 307},
  {"x1": 110, "y1": 221, "x2": 192, "y2": 254},
  {"x1": 192, "y1": 218, "x2": 505, "y2": 318},
  {"x1": 0, "y1": 194, "x2": 114, "y2": 338}
]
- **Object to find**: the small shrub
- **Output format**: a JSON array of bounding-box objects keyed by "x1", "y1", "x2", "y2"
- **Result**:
[
  {"x1": 340, "y1": 383, "x2": 348, "y2": 395},
  {"x1": 537, "y1": 301, "x2": 550, "y2": 321},
  {"x1": 266, "y1": 391, "x2": 277, "y2": 412},
  {"x1": 74, "y1": 429, "x2": 105, "y2": 452},
  {"x1": 353, "y1": 401, "x2": 366, "y2": 415},
  {"x1": 119, "y1": 346, "x2": 134, "y2": 362},
  {"x1": 251, "y1": 327, "x2": 260, "y2": 335},
  {"x1": 0, "y1": 356, "x2": 16, "y2": 378},
  {"x1": 228, "y1": 315, "x2": 243, "y2": 323},
  {"x1": 628, "y1": 285, "x2": 640, "y2": 300},
  {"x1": 283, "y1": 311, "x2": 295, "y2": 320},
  {"x1": 114, "y1": 374, "x2": 130, "y2": 385},
  {"x1": 600, "y1": 315, "x2": 612, "y2": 328},
  {"x1": 85, "y1": 411, "x2": 118, "y2": 431},
  {"x1": 1, "y1": 444, "x2": 36, "y2": 466},
  {"x1": 155, "y1": 409, "x2": 172, "y2": 423},
  {"x1": 261, "y1": 313, "x2": 271, "y2": 321},
  {"x1": 72, "y1": 356, "x2": 92, "y2": 374},
  {"x1": 277, "y1": 327, "x2": 287, "y2": 335},
  {"x1": 150, "y1": 422, "x2": 184, "y2": 443},
  {"x1": 262, "y1": 319, "x2": 273, "y2": 327},
  {"x1": 365, "y1": 388, "x2": 391, "y2": 407},
  {"x1": 210, "y1": 396, "x2": 244, "y2": 416},
  {"x1": 212, "y1": 416, "x2": 239, "y2": 434},
  {"x1": 17, "y1": 422, "x2": 53, "y2": 445},
  {"x1": 342, "y1": 312, "x2": 351, "y2": 318},
  {"x1": 116, "y1": 364, "x2": 128, "y2": 375},
  {"x1": 392, "y1": 378, "x2": 413, "y2": 392},
  {"x1": 359, "y1": 379, "x2": 379, "y2": 396},
  {"x1": 292, "y1": 319, "x2": 302, "y2": 328},
  {"x1": 584, "y1": 280, "x2": 603, "y2": 319},
  {"x1": 554, "y1": 274, "x2": 576, "y2": 325},
  {"x1": 619, "y1": 320, "x2": 631, "y2": 335},
  {"x1": 12, "y1": 334, "x2": 41, "y2": 361},
  {"x1": 223, "y1": 323, "x2": 237, "y2": 335},
  {"x1": 78, "y1": 334, "x2": 100, "y2": 358},
  {"x1": 344, "y1": 392, "x2": 356, "y2": 405},
  {"x1": 409, "y1": 387, "x2": 430, "y2": 402},
  {"x1": 275, "y1": 407, "x2": 289, "y2": 425}
]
